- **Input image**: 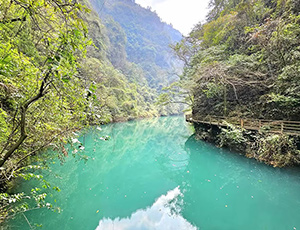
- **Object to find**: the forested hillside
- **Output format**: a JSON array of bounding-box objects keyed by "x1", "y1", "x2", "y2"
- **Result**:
[
  {"x1": 176, "y1": 0, "x2": 300, "y2": 120},
  {"x1": 89, "y1": 0, "x2": 182, "y2": 90},
  {"x1": 0, "y1": 0, "x2": 183, "y2": 222},
  {"x1": 81, "y1": 0, "x2": 184, "y2": 117},
  {"x1": 173, "y1": 0, "x2": 300, "y2": 167},
  {"x1": 78, "y1": 0, "x2": 185, "y2": 121}
]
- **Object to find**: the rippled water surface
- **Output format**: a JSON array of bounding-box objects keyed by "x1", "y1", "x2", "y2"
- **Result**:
[{"x1": 9, "y1": 116, "x2": 300, "y2": 229}]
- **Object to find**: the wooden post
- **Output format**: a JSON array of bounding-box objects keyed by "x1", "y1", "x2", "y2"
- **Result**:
[
  {"x1": 281, "y1": 122, "x2": 284, "y2": 134},
  {"x1": 240, "y1": 119, "x2": 244, "y2": 128}
]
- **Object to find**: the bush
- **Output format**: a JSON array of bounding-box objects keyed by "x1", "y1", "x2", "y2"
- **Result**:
[
  {"x1": 248, "y1": 134, "x2": 300, "y2": 167},
  {"x1": 217, "y1": 123, "x2": 248, "y2": 152}
]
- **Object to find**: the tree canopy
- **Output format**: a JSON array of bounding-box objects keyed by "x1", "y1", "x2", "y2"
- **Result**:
[
  {"x1": 172, "y1": 0, "x2": 300, "y2": 167},
  {"x1": 174, "y1": 0, "x2": 300, "y2": 120}
]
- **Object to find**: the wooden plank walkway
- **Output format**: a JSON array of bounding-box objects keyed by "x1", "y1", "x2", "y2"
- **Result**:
[{"x1": 186, "y1": 114, "x2": 300, "y2": 136}]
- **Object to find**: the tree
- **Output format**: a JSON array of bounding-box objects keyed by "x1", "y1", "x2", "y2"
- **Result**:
[{"x1": 0, "y1": 0, "x2": 91, "y2": 186}]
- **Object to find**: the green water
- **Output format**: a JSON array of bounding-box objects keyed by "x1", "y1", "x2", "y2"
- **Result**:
[{"x1": 9, "y1": 116, "x2": 300, "y2": 230}]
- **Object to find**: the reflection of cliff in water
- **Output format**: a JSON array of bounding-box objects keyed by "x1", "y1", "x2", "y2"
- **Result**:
[
  {"x1": 72, "y1": 116, "x2": 194, "y2": 221},
  {"x1": 84, "y1": 116, "x2": 191, "y2": 175}
]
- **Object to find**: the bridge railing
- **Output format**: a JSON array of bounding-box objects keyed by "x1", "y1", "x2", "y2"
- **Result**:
[{"x1": 185, "y1": 114, "x2": 300, "y2": 136}]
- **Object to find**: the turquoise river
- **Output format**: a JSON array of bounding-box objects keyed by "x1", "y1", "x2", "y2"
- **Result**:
[{"x1": 8, "y1": 116, "x2": 300, "y2": 229}]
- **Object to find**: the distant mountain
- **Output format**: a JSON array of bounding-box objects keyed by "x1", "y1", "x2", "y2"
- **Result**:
[
  {"x1": 75, "y1": 0, "x2": 185, "y2": 121},
  {"x1": 89, "y1": 0, "x2": 183, "y2": 89}
]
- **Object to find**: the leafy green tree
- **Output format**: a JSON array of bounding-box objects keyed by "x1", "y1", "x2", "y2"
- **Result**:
[
  {"x1": 173, "y1": 0, "x2": 300, "y2": 166},
  {"x1": 0, "y1": 0, "x2": 94, "y2": 221}
]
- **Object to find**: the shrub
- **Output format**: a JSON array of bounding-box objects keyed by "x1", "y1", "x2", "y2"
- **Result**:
[
  {"x1": 217, "y1": 123, "x2": 248, "y2": 152},
  {"x1": 248, "y1": 134, "x2": 300, "y2": 167}
]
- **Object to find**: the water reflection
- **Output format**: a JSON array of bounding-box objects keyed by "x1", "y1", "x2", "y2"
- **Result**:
[
  {"x1": 95, "y1": 187, "x2": 197, "y2": 230},
  {"x1": 9, "y1": 116, "x2": 300, "y2": 230},
  {"x1": 181, "y1": 135, "x2": 300, "y2": 229},
  {"x1": 83, "y1": 116, "x2": 192, "y2": 175}
]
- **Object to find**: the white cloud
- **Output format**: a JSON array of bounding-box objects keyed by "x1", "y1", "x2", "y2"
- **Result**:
[
  {"x1": 136, "y1": 0, "x2": 210, "y2": 35},
  {"x1": 95, "y1": 187, "x2": 197, "y2": 230}
]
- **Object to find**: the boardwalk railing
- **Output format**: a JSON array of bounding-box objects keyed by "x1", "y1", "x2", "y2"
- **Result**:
[{"x1": 186, "y1": 114, "x2": 300, "y2": 136}]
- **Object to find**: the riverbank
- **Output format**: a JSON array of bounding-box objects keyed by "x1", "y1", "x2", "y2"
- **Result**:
[{"x1": 191, "y1": 120, "x2": 300, "y2": 168}]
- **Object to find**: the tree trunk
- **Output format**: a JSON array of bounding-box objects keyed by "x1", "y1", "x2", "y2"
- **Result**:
[{"x1": 0, "y1": 72, "x2": 50, "y2": 168}]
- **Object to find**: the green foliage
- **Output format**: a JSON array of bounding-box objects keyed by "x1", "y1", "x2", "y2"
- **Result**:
[
  {"x1": 248, "y1": 134, "x2": 300, "y2": 167},
  {"x1": 156, "y1": 93, "x2": 171, "y2": 106},
  {"x1": 267, "y1": 93, "x2": 300, "y2": 106},
  {"x1": 174, "y1": 0, "x2": 300, "y2": 166},
  {"x1": 0, "y1": 109, "x2": 8, "y2": 144},
  {"x1": 203, "y1": 82, "x2": 224, "y2": 98},
  {"x1": 174, "y1": 0, "x2": 300, "y2": 120},
  {"x1": 202, "y1": 12, "x2": 238, "y2": 48},
  {"x1": 0, "y1": 164, "x2": 62, "y2": 222},
  {"x1": 218, "y1": 123, "x2": 248, "y2": 151},
  {"x1": 0, "y1": 0, "x2": 96, "y2": 222},
  {"x1": 0, "y1": 0, "x2": 184, "y2": 224},
  {"x1": 84, "y1": 0, "x2": 185, "y2": 117},
  {"x1": 89, "y1": 0, "x2": 183, "y2": 98}
]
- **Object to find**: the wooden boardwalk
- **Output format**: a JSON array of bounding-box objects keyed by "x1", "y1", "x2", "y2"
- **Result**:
[{"x1": 186, "y1": 114, "x2": 300, "y2": 136}]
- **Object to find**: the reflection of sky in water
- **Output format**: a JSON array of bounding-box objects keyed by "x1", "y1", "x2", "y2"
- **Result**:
[
  {"x1": 9, "y1": 117, "x2": 300, "y2": 230},
  {"x1": 95, "y1": 187, "x2": 197, "y2": 230}
]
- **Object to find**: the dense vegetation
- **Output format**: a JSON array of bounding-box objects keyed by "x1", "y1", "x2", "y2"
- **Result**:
[
  {"x1": 172, "y1": 0, "x2": 300, "y2": 167},
  {"x1": 87, "y1": 0, "x2": 184, "y2": 116},
  {"x1": 0, "y1": 0, "x2": 95, "y2": 222},
  {"x1": 80, "y1": 0, "x2": 184, "y2": 120},
  {"x1": 89, "y1": 0, "x2": 182, "y2": 90},
  {"x1": 4, "y1": 0, "x2": 300, "y2": 226},
  {"x1": 0, "y1": 0, "x2": 183, "y2": 223}
]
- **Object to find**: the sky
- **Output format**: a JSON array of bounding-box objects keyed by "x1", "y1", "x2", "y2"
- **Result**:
[{"x1": 135, "y1": 0, "x2": 211, "y2": 36}]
